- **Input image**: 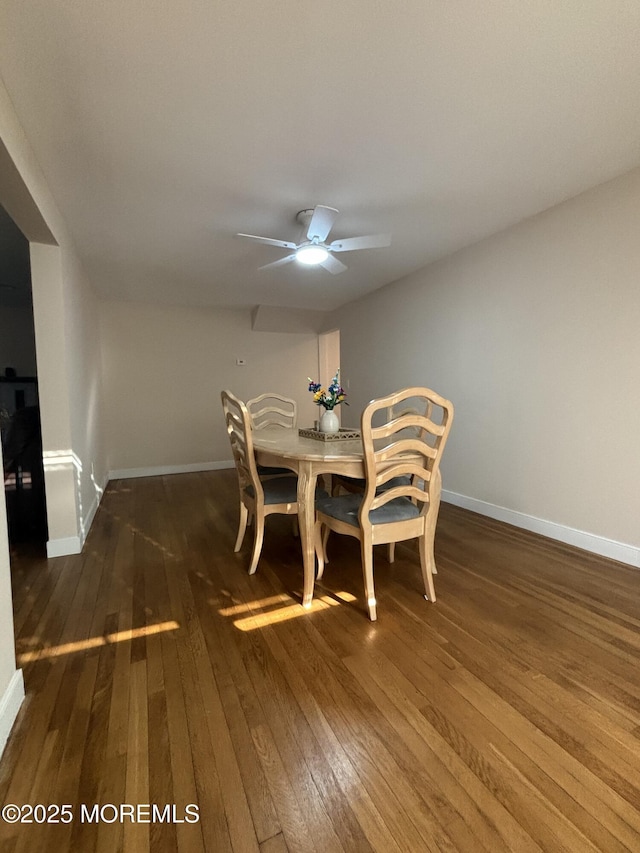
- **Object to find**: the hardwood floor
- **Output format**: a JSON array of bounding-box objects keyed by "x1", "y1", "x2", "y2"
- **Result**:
[{"x1": 1, "y1": 469, "x2": 640, "y2": 852}]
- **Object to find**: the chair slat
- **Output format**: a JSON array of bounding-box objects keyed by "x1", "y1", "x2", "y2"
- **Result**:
[
  {"x1": 370, "y1": 485, "x2": 429, "y2": 510},
  {"x1": 247, "y1": 393, "x2": 297, "y2": 430}
]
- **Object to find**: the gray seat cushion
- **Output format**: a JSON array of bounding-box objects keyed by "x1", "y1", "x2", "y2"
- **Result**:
[
  {"x1": 334, "y1": 474, "x2": 413, "y2": 494},
  {"x1": 377, "y1": 475, "x2": 412, "y2": 492},
  {"x1": 315, "y1": 492, "x2": 420, "y2": 527},
  {"x1": 245, "y1": 476, "x2": 327, "y2": 505}
]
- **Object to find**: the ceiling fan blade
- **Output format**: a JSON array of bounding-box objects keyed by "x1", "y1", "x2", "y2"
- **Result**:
[
  {"x1": 237, "y1": 233, "x2": 297, "y2": 250},
  {"x1": 328, "y1": 233, "x2": 391, "y2": 252},
  {"x1": 258, "y1": 254, "x2": 297, "y2": 271},
  {"x1": 307, "y1": 206, "x2": 339, "y2": 242},
  {"x1": 319, "y1": 254, "x2": 348, "y2": 275}
]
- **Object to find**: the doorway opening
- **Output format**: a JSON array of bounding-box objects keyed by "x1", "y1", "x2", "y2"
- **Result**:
[
  {"x1": 318, "y1": 328, "x2": 341, "y2": 424},
  {"x1": 0, "y1": 204, "x2": 47, "y2": 553}
]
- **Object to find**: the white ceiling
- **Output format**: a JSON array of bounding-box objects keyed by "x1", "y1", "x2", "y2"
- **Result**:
[{"x1": 1, "y1": 1, "x2": 640, "y2": 312}]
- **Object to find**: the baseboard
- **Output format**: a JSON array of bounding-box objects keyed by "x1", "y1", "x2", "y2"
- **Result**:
[
  {"x1": 108, "y1": 460, "x2": 235, "y2": 480},
  {"x1": 0, "y1": 670, "x2": 24, "y2": 759},
  {"x1": 81, "y1": 491, "x2": 100, "y2": 544},
  {"x1": 442, "y1": 490, "x2": 640, "y2": 569},
  {"x1": 46, "y1": 535, "x2": 82, "y2": 558}
]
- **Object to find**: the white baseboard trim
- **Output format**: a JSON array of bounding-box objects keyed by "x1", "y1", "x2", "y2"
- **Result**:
[
  {"x1": 108, "y1": 460, "x2": 235, "y2": 480},
  {"x1": 46, "y1": 535, "x2": 82, "y2": 558},
  {"x1": 442, "y1": 489, "x2": 640, "y2": 569},
  {"x1": 0, "y1": 670, "x2": 25, "y2": 759},
  {"x1": 81, "y1": 492, "x2": 100, "y2": 543}
]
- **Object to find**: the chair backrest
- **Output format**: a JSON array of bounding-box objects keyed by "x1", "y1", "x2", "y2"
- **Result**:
[
  {"x1": 246, "y1": 393, "x2": 297, "y2": 430},
  {"x1": 385, "y1": 397, "x2": 432, "y2": 438},
  {"x1": 221, "y1": 390, "x2": 262, "y2": 497},
  {"x1": 360, "y1": 387, "x2": 454, "y2": 520}
]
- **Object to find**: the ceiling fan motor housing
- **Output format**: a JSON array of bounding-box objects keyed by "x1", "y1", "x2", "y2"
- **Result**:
[{"x1": 295, "y1": 209, "x2": 315, "y2": 225}]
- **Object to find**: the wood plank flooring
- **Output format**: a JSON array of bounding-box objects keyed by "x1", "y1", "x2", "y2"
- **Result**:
[{"x1": 1, "y1": 469, "x2": 640, "y2": 851}]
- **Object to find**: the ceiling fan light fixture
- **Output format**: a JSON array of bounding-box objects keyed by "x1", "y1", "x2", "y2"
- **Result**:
[
  {"x1": 238, "y1": 205, "x2": 389, "y2": 274},
  {"x1": 296, "y1": 245, "x2": 329, "y2": 266}
]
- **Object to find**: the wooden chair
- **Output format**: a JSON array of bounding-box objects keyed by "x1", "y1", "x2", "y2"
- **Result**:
[
  {"x1": 247, "y1": 392, "x2": 297, "y2": 430},
  {"x1": 331, "y1": 397, "x2": 431, "y2": 562},
  {"x1": 247, "y1": 392, "x2": 297, "y2": 477},
  {"x1": 221, "y1": 390, "x2": 301, "y2": 574},
  {"x1": 314, "y1": 387, "x2": 454, "y2": 621}
]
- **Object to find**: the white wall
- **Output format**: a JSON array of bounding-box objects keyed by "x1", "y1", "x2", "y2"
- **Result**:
[
  {"x1": 59, "y1": 249, "x2": 107, "y2": 540},
  {"x1": 0, "y1": 440, "x2": 24, "y2": 756},
  {"x1": 100, "y1": 300, "x2": 321, "y2": 474},
  {"x1": 334, "y1": 167, "x2": 640, "y2": 563}
]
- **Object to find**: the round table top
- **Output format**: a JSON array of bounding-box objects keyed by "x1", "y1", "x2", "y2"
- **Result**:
[{"x1": 252, "y1": 427, "x2": 364, "y2": 462}]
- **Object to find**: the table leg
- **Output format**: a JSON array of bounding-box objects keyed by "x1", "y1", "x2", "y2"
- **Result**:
[{"x1": 296, "y1": 461, "x2": 317, "y2": 608}]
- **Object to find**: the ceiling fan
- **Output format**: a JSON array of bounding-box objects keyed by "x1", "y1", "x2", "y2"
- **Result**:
[{"x1": 237, "y1": 205, "x2": 391, "y2": 274}]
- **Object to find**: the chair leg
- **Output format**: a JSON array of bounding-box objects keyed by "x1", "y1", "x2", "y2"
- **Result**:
[
  {"x1": 430, "y1": 470, "x2": 442, "y2": 575},
  {"x1": 314, "y1": 520, "x2": 325, "y2": 579},
  {"x1": 322, "y1": 525, "x2": 330, "y2": 565},
  {"x1": 418, "y1": 532, "x2": 436, "y2": 602},
  {"x1": 360, "y1": 535, "x2": 377, "y2": 621},
  {"x1": 388, "y1": 542, "x2": 395, "y2": 563},
  {"x1": 234, "y1": 502, "x2": 249, "y2": 552},
  {"x1": 248, "y1": 513, "x2": 265, "y2": 575}
]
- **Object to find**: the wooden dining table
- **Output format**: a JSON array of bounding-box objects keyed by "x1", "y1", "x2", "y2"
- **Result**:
[{"x1": 251, "y1": 426, "x2": 441, "y2": 608}]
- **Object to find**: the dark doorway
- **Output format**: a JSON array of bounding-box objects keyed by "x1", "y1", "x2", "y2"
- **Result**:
[{"x1": 0, "y1": 204, "x2": 47, "y2": 550}]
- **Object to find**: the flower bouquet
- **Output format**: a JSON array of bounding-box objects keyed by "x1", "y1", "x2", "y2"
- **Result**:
[
  {"x1": 307, "y1": 369, "x2": 347, "y2": 410},
  {"x1": 307, "y1": 369, "x2": 348, "y2": 434}
]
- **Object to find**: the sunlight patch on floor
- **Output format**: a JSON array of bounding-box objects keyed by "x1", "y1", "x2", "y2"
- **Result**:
[
  {"x1": 218, "y1": 593, "x2": 293, "y2": 616},
  {"x1": 230, "y1": 591, "x2": 357, "y2": 631},
  {"x1": 17, "y1": 620, "x2": 180, "y2": 664}
]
